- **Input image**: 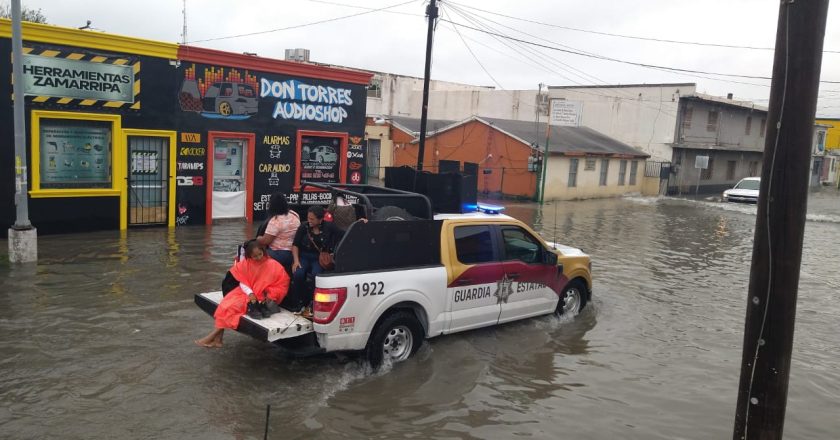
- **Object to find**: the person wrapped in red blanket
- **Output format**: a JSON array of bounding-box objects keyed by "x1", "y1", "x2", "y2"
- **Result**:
[{"x1": 195, "y1": 240, "x2": 290, "y2": 348}]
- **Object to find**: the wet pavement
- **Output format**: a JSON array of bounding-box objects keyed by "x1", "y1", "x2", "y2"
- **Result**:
[{"x1": 1, "y1": 188, "x2": 838, "y2": 439}]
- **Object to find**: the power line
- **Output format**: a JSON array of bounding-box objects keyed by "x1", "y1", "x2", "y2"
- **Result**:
[
  {"x1": 305, "y1": 0, "x2": 422, "y2": 17},
  {"x1": 444, "y1": 4, "x2": 772, "y2": 90},
  {"x1": 186, "y1": 0, "x2": 417, "y2": 43},
  {"x1": 440, "y1": 18, "x2": 840, "y2": 84},
  {"x1": 448, "y1": 0, "x2": 840, "y2": 54},
  {"x1": 441, "y1": 7, "x2": 505, "y2": 89}
]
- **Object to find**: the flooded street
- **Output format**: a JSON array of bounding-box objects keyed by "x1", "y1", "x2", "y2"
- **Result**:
[{"x1": 2, "y1": 189, "x2": 839, "y2": 439}]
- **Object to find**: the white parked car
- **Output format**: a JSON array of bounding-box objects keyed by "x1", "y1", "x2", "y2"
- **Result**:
[{"x1": 723, "y1": 177, "x2": 760, "y2": 203}]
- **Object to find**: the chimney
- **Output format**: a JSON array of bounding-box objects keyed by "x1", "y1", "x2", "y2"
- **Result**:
[{"x1": 727, "y1": 93, "x2": 734, "y2": 100}]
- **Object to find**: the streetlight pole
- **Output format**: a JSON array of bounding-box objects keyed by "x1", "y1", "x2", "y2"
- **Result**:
[{"x1": 8, "y1": 0, "x2": 38, "y2": 263}]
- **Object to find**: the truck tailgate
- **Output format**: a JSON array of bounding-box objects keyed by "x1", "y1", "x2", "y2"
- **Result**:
[{"x1": 194, "y1": 291, "x2": 314, "y2": 342}]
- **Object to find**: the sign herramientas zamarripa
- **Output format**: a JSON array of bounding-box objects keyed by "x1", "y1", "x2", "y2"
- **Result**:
[{"x1": 22, "y1": 54, "x2": 134, "y2": 102}]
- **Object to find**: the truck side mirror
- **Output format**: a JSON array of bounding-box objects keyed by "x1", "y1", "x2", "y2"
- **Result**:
[{"x1": 544, "y1": 251, "x2": 558, "y2": 265}]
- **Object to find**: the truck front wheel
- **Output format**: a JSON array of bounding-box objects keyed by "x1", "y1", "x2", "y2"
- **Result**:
[{"x1": 365, "y1": 311, "x2": 423, "y2": 368}]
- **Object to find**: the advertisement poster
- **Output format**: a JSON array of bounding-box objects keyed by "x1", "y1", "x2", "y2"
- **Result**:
[
  {"x1": 300, "y1": 135, "x2": 340, "y2": 184},
  {"x1": 212, "y1": 139, "x2": 245, "y2": 192},
  {"x1": 40, "y1": 123, "x2": 111, "y2": 188}
]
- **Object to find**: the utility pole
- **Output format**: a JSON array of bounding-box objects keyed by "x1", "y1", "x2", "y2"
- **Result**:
[
  {"x1": 8, "y1": 0, "x2": 38, "y2": 263},
  {"x1": 533, "y1": 83, "x2": 544, "y2": 202},
  {"x1": 416, "y1": 0, "x2": 438, "y2": 172},
  {"x1": 733, "y1": 1, "x2": 828, "y2": 439}
]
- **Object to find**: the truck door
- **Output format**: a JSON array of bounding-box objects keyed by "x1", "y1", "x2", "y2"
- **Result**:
[
  {"x1": 497, "y1": 225, "x2": 561, "y2": 323},
  {"x1": 446, "y1": 225, "x2": 503, "y2": 333}
]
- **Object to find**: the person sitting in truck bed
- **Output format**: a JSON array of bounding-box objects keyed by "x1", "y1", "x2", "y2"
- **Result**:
[
  {"x1": 289, "y1": 206, "x2": 342, "y2": 313},
  {"x1": 195, "y1": 240, "x2": 290, "y2": 348},
  {"x1": 256, "y1": 192, "x2": 300, "y2": 274}
]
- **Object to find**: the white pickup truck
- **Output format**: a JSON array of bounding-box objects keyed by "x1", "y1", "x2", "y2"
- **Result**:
[{"x1": 196, "y1": 187, "x2": 592, "y2": 367}]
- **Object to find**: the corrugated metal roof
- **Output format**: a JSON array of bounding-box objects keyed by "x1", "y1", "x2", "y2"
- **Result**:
[
  {"x1": 387, "y1": 116, "x2": 458, "y2": 135},
  {"x1": 480, "y1": 117, "x2": 649, "y2": 157}
]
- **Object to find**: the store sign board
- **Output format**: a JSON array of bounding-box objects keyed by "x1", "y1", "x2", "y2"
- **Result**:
[
  {"x1": 548, "y1": 99, "x2": 582, "y2": 127},
  {"x1": 22, "y1": 54, "x2": 134, "y2": 102}
]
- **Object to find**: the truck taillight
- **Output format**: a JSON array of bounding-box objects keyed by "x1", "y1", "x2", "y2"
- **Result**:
[{"x1": 313, "y1": 287, "x2": 347, "y2": 324}]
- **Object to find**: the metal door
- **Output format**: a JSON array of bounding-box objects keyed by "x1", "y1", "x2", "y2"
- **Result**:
[
  {"x1": 128, "y1": 136, "x2": 169, "y2": 226},
  {"x1": 366, "y1": 139, "x2": 380, "y2": 179}
]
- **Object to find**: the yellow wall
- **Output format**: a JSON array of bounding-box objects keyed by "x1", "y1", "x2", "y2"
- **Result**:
[
  {"x1": 641, "y1": 176, "x2": 662, "y2": 196},
  {"x1": 365, "y1": 125, "x2": 394, "y2": 179},
  {"x1": 544, "y1": 156, "x2": 646, "y2": 200},
  {"x1": 0, "y1": 18, "x2": 178, "y2": 59},
  {"x1": 816, "y1": 119, "x2": 840, "y2": 151}
]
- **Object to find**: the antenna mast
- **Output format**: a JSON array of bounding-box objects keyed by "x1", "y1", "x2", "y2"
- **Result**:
[{"x1": 181, "y1": 0, "x2": 187, "y2": 44}]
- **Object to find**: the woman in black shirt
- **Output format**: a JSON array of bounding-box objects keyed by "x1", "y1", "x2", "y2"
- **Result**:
[{"x1": 290, "y1": 205, "x2": 340, "y2": 312}]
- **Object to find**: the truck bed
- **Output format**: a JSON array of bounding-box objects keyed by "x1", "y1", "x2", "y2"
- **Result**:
[{"x1": 194, "y1": 291, "x2": 314, "y2": 342}]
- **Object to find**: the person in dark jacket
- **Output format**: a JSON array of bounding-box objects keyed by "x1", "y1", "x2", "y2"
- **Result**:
[{"x1": 289, "y1": 206, "x2": 341, "y2": 312}]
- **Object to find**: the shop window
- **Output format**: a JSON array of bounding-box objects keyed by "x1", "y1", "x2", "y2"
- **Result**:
[
  {"x1": 629, "y1": 161, "x2": 638, "y2": 185},
  {"x1": 568, "y1": 158, "x2": 578, "y2": 187},
  {"x1": 599, "y1": 159, "x2": 610, "y2": 186},
  {"x1": 618, "y1": 160, "x2": 627, "y2": 186},
  {"x1": 39, "y1": 118, "x2": 112, "y2": 189},
  {"x1": 584, "y1": 158, "x2": 596, "y2": 171}
]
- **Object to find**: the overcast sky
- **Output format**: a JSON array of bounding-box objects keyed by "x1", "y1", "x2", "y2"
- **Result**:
[{"x1": 17, "y1": 0, "x2": 840, "y2": 117}]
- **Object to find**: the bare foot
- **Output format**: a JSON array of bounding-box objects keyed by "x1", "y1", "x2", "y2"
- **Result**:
[
  {"x1": 212, "y1": 341, "x2": 223, "y2": 348},
  {"x1": 194, "y1": 339, "x2": 216, "y2": 348}
]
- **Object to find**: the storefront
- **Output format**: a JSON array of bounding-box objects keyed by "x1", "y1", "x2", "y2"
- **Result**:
[{"x1": 0, "y1": 20, "x2": 371, "y2": 234}]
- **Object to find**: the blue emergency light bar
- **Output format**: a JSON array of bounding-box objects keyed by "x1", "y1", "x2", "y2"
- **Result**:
[{"x1": 476, "y1": 203, "x2": 505, "y2": 214}]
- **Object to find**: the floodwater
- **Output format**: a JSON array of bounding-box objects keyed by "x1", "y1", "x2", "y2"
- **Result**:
[{"x1": 1, "y1": 188, "x2": 839, "y2": 439}]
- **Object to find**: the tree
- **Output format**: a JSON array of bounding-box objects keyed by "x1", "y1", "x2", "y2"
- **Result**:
[{"x1": 0, "y1": 3, "x2": 48, "y2": 23}]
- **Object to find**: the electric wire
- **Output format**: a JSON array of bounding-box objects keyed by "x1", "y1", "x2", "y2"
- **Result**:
[
  {"x1": 443, "y1": 5, "x2": 776, "y2": 89},
  {"x1": 440, "y1": 18, "x2": 840, "y2": 84},
  {"x1": 186, "y1": 0, "x2": 417, "y2": 43},
  {"x1": 445, "y1": 3, "x2": 683, "y2": 116},
  {"x1": 441, "y1": 6, "x2": 506, "y2": 89},
  {"x1": 305, "y1": 0, "x2": 424, "y2": 17},
  {"x1": 443, "y1": 4, "x2": 680, "y2": 119},
  {"x1": 448, "y1": 0, "x2": 840, "y2": 54}
]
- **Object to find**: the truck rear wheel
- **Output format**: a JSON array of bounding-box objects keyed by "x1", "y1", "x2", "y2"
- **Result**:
[{"x1": 365, "y1": 311, "x2": 423, "y2": 368}]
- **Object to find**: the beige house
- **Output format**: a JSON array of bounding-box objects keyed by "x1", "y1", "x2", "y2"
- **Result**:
[{"x1": 534, "y1": 122, "x2": 650, "y2": 200}]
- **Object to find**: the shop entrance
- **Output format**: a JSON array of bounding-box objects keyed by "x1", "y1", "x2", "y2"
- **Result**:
[
  {"x1": 127, "y1": 133, "x2": 174, "y2": 226},
  {"x1": 207, "y1": 132, "x2": 255, "y2": 223}
]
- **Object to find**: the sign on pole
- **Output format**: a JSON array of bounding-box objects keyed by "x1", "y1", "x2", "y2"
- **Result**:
[
  {"x1": 695, "y1": 155, "x2": 709, "y2": 169},
  {"x1": 548, "y1": 99, "x2": 582, "y2": 126}
]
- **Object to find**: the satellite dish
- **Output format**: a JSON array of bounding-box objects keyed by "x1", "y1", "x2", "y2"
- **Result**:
[{"x1": 373, "y1": 116, "x2": 387, "y2": 125}]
